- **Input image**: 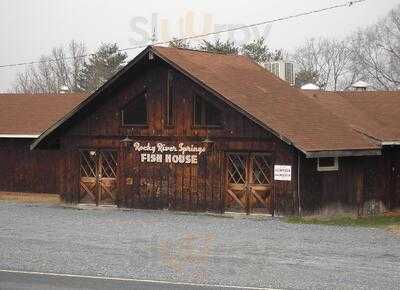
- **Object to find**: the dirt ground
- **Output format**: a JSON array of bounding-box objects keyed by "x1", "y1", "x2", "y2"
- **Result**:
[
  {"x1": 0, "y1": 191, "x2": 60, "y2": 204},
  {"x1": 388, "y1": 224, "x2": 400, "y2": 235}
]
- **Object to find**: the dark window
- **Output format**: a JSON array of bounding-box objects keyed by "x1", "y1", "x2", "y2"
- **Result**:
[
  {"x1": 317, "y1": 157, "x2": 339, "y2": 171},
  {"x1": 319, "y1": 157, "x2": 335, "y2": 167},
  {"x1": 193, "y1": 95, "x2": 221, "y2": 127},
  {"x1": 122, "y1": 94, "x2": 147, "y2": 126},
  {"x1": 166, "y1": 71, "x2": 174, "y2": 126}
]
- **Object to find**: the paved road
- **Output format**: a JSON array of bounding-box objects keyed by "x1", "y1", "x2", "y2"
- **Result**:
[
  {"x1": 0, "y1": 203, "x2": 399, "y2": 290},
  {"x1": 0, "y1": 270, "x2": 273, "y2": 290}
]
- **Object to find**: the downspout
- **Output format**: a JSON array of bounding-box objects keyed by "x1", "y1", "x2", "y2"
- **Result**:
[{"x1": 297, "y1": 152, "x2": 302, "y2": 216}]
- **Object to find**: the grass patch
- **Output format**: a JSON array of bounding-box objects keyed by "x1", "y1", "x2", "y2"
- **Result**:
[
  {"x1": 0, "y1": 191, "x2": 60, "y2": 204},
  {"x1": 286, "y1": 215, "x2": 400, "y2": 228}
]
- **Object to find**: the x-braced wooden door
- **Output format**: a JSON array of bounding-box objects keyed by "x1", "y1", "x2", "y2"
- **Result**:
[
  {"x1": 79, "y1": 149, "x2": 118, "y2": 205},
  {"x1": 226, "y1": 152, "x2": 274, "y2": 214}
]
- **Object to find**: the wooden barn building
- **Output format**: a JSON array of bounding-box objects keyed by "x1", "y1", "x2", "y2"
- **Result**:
[
  {"x1": 0, "y1": 93, "x2": 87, "y2": 193},
  {"x1": 2, "y1": 46, "x2": 400, "y2": 215}
]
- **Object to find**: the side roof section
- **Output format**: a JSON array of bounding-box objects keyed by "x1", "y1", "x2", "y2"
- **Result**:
[
  {"x1": 304, "y1": 90, "x2": 400, "y2": 145},
  {"x1": 0, "y1": 93, "x2": 88, "y2": 138}
]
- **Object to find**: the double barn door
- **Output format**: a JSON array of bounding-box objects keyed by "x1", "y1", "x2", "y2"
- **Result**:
[
  {"x1": 78, "y1": 149, "x2": 275, "y2": 212},
  {"x1": 226, "y1": 152, "x2": 274, "y2": 214},
  {"x1": 79, "y1": 149, "x2": 118, "y2": 205}
]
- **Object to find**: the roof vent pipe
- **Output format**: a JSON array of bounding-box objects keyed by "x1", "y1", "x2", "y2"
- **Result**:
[
  {"x1": 59, "y1": 85, "x2": 69, "y2": 94},
  {"x1": 301, "y1": 83, "x2": 320, "y2": 90},
  {"x1": 352, "y1": 81, "x2": 369, "y2": 91}
]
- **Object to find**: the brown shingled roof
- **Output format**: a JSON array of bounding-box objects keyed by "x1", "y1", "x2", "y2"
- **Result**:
[
  {"x1": 0, "y1": 93, "x2": 88, "y2": 136},
  {"x1": 153, "y1": 46, "x2": 379, "y2": 154},
  {"x1": 304, "y1": 90, "x2": 400, "y2": 144},
  {"x1": 31, "y1": 46, "x2": 382, "y2": 156}
]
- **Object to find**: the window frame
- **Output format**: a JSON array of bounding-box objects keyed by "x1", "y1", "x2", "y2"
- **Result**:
[
  {"x1": 317, "y1": 157, "x2": 339, "y2": 172},
  {"x1": 165, "y1": 70, "x2": 175, "y2": 127},
  {"x1": 192, "y1": 92, "x2": 222, "y2": 128},
  {"x1": 226, "y1": 152, "x2": 274, "y2": 191},
  {"x1": 121, "y1": 92, "x2": 149, "y2": 127}
]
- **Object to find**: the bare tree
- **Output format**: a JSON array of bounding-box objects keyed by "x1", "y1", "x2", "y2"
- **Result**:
[
  {"x1": 328, "y1": 39, "x2": 352, "y2": 90},
  {"x1": 13, "y1": 40, "x2": 86, "y2": 93},
  {"x1": 294, "y1": 5, "x2": 400, "y2": 91},
  {"x1": 349, "y1": 5, "x2": 400, "y2": 90},
  {"x1": 293, "y1": 38, "x2": 351, "y2": 91}
]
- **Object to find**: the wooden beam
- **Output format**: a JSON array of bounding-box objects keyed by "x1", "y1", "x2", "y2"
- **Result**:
[
  {"x1": 99, "y1": 182, "x2": 116, "y2": 200},
  {"x1": 227, "y1": 189, "x2": 245, "y2": 209},
  {"x1": 80, "y1": 182, "x2": 96, "y2": 202},
  {"x1": 250, "y1": 188, "x2": 267, "y2": 207}
]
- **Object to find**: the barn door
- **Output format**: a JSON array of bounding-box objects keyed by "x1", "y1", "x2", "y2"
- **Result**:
[
  {"x1": 226, "y1": 153, "x2": 273, "y2": 214},
  {"x1": 98, "y1": 151, "x2": 118, "y2": 204},
  {"x1": 79, "y1": 149, "x2": 118, "y2": 205},
  {"x1": 250, "y1": 154, "x2": 273, "y2": 213}
]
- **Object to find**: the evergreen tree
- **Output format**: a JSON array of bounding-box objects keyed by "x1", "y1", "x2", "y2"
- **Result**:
[
  {"x1": 199, "y1": 39, "x2": 239, "y2": 54},
  {"x1": 242, "y1": 37, "x2": 285, "y2": 64},
  {"x1": 78, "y1": 43, "x2": 127, "y2": 92},
  {"x1": 168, "y1": 38, "x2": 191, "y2": 49},
  {"x1": 241, "y1": 37, "x2": 270, "y2": 63}
]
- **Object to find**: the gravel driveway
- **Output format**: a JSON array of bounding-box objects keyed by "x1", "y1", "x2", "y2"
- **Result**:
[{"x1": 0, "y1": 203, "x2": 399, "y2": 290}]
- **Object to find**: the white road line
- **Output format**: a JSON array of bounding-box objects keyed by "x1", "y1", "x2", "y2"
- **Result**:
[{"x1": 0, "y1": 269, "x2": 280, "y2": 290}]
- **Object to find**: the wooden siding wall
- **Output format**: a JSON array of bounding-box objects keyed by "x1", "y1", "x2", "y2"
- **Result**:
[
  {"x1": 0, "y1": 139, "x2": 58, "y2": 193},
  {"x1": 119, "y1": 146, "x2": 225, "y2": 212},
  {"x1": 300, "y1": 148, "x2": 400, "y2": 213},
  {"x1": 385, "y1": 147, "x2": 400, "y2": 210},
  {"x1": 57, "y1": 61, "x2": 297, "y2": 213},
  {"x1": 56, "y1": 149, "x2": 80, "y2": 202}
]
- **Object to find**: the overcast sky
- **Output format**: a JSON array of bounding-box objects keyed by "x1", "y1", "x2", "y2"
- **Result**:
[{"x1": 0, "y1": 0, "x2": 398, "y2": 91}]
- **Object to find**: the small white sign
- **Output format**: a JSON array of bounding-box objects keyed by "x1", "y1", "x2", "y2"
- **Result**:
[{"x1": 274, "y1": 165, "x2": 292, "y2": 181}]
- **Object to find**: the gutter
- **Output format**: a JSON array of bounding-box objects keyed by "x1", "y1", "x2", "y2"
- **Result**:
[
  {"x1": 382, "y1": 141, "x2": 400, "y2": 146},
  {"x1": 305, "y1": 149, "x2": 382, "y2": 158}
]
